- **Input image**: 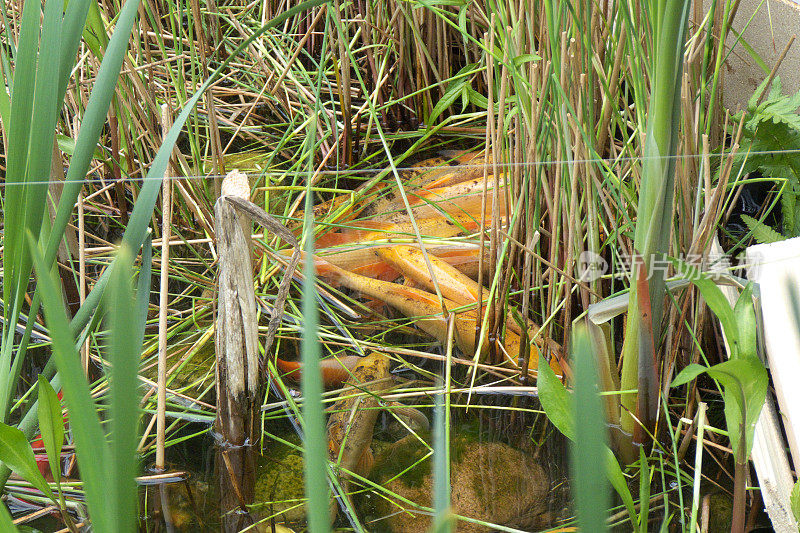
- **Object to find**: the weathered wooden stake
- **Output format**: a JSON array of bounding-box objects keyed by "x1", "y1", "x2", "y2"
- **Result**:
[{"x1": 214, "y1": 170, "x2": 260, "y2": 531}]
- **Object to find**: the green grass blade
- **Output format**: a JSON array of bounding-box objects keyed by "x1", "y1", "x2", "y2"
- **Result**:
[
  {"x1": 2, "y1": 0, "x2": 39, "y2": 312},
  {"x1": 0, "y1": 76, "x2": 9, "y2": 127},
  {"x1": 430, "y1": 387, "x2": 452, "y2": 533},
  {"x1": 106, "y1": 244, "x2": 142, "y2": 532},
  {"x1": 300, "y1": 126, "x2": 331, "y2": 533},
  {"x1": 1, "y1": 0, "x2": 64, "y2": 424},
  {"x1": 29, "y1": 236, "x2": 112, "y2": 532},
  {"x1": 45, "y1": 0, "x2": 142, "y2": 273},
  {"x1": 58, "y1": 0, "x2": 93, "y2": 103},
  {"x1": 571, "y1": 325, "x2": 609, "y2": 532},
  {"x1": 638, "y1": 447, "x2": 651, "y2": 532}
]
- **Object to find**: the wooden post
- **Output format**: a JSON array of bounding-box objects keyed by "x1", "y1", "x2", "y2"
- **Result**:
[{"x1": 214, "y1": 170, "x2": 260, "y2": 531}]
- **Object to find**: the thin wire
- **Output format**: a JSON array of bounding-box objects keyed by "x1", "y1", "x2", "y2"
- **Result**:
[{"x1": 1, "y1": 147, "x2": 800, "y2": 187}]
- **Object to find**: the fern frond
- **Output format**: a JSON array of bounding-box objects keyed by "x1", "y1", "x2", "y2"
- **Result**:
[{"x1": 741, "y1": 214, "x2": 784, "y2": 244}]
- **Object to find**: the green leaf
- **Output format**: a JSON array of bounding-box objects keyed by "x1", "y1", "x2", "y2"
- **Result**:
[
  {"x1": 605, "y1": 449, "x2": 638, "y2": 526},
  {"x1": 708, "y1": 359, "x2": 768, "y2": 461},
  {"x1": 671, "y1": 363, "x2": 709, "y2": 388},
  {"x1": 749, "y1": 79, "x2": 800, "y2": 131},
  {"x1": 733, "y1": 283, "x2": 757, "y2": 360},
  {"x1": 539, "y1": 354, "x2": 637, "y2": 524},
  {"x1": 0, "y1": 423, "x2": 55, "y2": 501},
  {"x1": 81, "y1": 0, "x2": 109, "y2": 59},
  {"x1": 571, "y1": 327, "x2": 609, "y2": 532},
  {"x1": 0, "y1": 78, "x2": 9, "y2": 128},
  {"x1": 748, "y1": 76, "x2": 774, "y2": 113},
  {"x1": 3, "y1": 0, "x2": 53, "y2": 334},
  {"x1": 781, "y1": 188, "x2": 798, "y2": 237},
  {"x1": 512, "y1": 53, "x2": 541, "y2": 66},
  {"x1": 427, "y1": 78, "x2": 468, "y2": 125},
  {"x1": 672, "y1": 359, "x2": 767, "y2": 462},
  {"x1": 791, "y1": 479, "x2": 800, "y2": 525},
  {"x1": 537, "y1": 354, "x2": 574, "y2": 440},
  {"x1": 0, "y1": 499, "x2": 15, "y2": 531},
  {"x1": 36, "y1": 375, "x2": 64, "y2": 484},
  {"x1": 106, "y1": 244, "x2": 142, "y2": 532},
  {"x1": 638, "y1": 447, "x2": 651, "y2": 533},
  {"x1": 671, "y1": 260, "x2": 739, "y2": 355},
  {"x1": 58, "y1": 0, "x2": 95, "y2": 105},
  {"x1": 30, "y1": 235, "x2": 112, "y2": 532},
  {"x1": 466, "y1": 87, "x2": 488, "y2": 108},
  {"x1": 741, "y1": 214, "x2": 784, "y2": 244},
  {"x1": 426, "y1": 62, "x2": 480, "y2": 125}
]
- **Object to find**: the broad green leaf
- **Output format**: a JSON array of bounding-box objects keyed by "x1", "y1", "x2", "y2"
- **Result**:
[
  {"x1": 81, "y1": 0, "x2": 109, "y2": 59},
  {"x1": 672, "y1": 359, "x2": 768, "y2": 462},
  {"x1": 36, "y1": 375, "x2": 64, "y2": 483},
  {"x1": 707, "y1": 359, "x2": 768, "y2": 461},
  {"x1": 427, "y1": 62, "x2": 480, "y2": 125},
  {"x1": 605, "y1": 449, "x2": 638, "y2": 526},
  {"x1": 466, "y1": 87, "x2": 488, "y2": 108},
  {"x1": 671, "y1": 363, "x2": 710, "y2": 388},
  {"x1": 782, "y1": 188, "x2": 799, "y2": 238},
  {"x1": 671, "y1": 260, "x2": 738, "y2": 355},
  {"x1": 55, "y1": 134, "x2": 104, "y2": 160},
  {"x1": 733, "y1": 283, "x2": 757, "y2": 360},
  {"x1": 0, "y1": 422, "x2": 55, "y2": 501},
  {"x1": 537, "y1": 354, "x2": 574, "y2": 440},
  {"x1": 512, "y1": 53, "x2": 541, "y2": 66}
]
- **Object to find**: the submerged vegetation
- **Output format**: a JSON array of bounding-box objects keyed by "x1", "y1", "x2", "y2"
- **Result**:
[{"x1": 1, "y1": 0, "x2": 799, "y2": 531}]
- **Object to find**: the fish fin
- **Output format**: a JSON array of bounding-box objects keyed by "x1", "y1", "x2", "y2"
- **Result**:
[{"x1": 356, "y1": 447, "x2": 374, "y2": 476}]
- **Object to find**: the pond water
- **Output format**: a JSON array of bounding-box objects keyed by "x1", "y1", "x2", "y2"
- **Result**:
[{"x1": 127, "y1": 400, "x2": 572, "y2": 532}]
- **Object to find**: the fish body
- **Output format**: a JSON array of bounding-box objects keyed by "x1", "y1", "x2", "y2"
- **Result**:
[
  {"x1": 312, "y1": 255, "x2": 562, "y2": 374},
  {"x1": 274, "y1": 355, "x2": 362, "y2": 388},
  {"x1": 327, "y1": 352, "x2": 392, "y2": 479},
  {"x1": 296, "y1": 151, "x2": 493, "y2": 228},
  {"x1": 326, "y1": 352, "x2": 429, "y2": 521}
]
